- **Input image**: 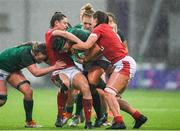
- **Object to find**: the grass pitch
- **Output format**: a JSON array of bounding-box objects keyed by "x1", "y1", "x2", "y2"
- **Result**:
[{"x1": 0, "y1": 87, "x2": 180, "y2": 130}]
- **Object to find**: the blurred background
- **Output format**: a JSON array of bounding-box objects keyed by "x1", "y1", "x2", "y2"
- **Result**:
[{"x1": 0, "y1": 0, "x2": 179, "y2": 89}]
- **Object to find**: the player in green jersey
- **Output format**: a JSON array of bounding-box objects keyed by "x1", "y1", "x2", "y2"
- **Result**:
[{"x1": 0, "y1": 41, "x2": 66, "y2": 128}]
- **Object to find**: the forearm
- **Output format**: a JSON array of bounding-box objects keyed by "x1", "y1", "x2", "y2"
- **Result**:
[
  {"x1": 52, "y1": 30, "x2": 82, "y2": 44},
  {"x1": 72, "y1": 43, "x2": 91, "y2": 50},
  {"x1": 84, "y1": 44, "x2": 101, "y2": 62},
  {"x1": 72, "y1": 35, "x2": 97, "y2": 50},
  {"x1": 27, "y1": 65, "x2": 56, "y2": 77},
  {"x1": 64, "y1": 32, "x2": 82, "y2": 44},
  {"x1": 34, "y1": 66, "x2": 56, "y2": 77}
]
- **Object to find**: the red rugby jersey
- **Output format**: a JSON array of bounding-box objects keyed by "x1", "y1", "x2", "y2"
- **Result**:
[
  {"x1": 45, "y1": 28, "x2": 74, "y2": 68},
  {"x1": 92, "y1": 24, "x2": 128, "y2": 64}
]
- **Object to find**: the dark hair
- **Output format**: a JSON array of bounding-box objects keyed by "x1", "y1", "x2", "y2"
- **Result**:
[
  {"x1": 50, "y1": 12, "x2": 67, "y2": 28},
  {"x1": 93, "y1": 11, "x2": 109, "y2": 27},
  {"x1": 106, "y1": 12, "x2": 117, "y2": 24}
]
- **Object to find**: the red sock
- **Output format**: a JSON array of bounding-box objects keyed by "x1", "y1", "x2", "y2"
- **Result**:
[
  {"x1": 57, "y1": 92, "x2": 68, "y2": 118},
  {"x1": 83, "y1": 99, "x2": 92, "y2": 123},
  {"x1": 114, "y1": 115, "x2": 123, "y2": 123},
  {"x1": 132, "y1": 110, "x2": 141, "y2": 120}
]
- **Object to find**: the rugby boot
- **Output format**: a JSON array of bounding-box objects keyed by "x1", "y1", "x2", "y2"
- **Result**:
[
  {"x1": 106, "y1": 122, "x2": 126, "y2": 129},
  {"x1": 133, "y1": 115, "x2": 147, "y2": 129},
  {"x1": 62, "y1": 112, "x2": 72, "y2": 125},
  {"x1": 25, "y1": 120, "x2": 42, "y2": 128},
  {"x1": 84, "y1": 121, "x2": 93, "y2": 129},
  {"x1": 69, "y1": 115, "x2": 80, "y2": 127},
  {"x1": 55, "y1": 116, "x2": 63, "y2": 127}
]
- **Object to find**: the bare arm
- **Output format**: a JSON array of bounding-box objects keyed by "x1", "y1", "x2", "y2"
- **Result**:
[
  {"x1": 72, "y1": 34, "x2": 98, "y2": 50},
  {"x1": 52, "y1": 30, "x2": 82, "y2": 44},
  {"x1": 27, "y1": 61, "x2": 66, "y2": 77},
  {"x1": 84, "y1": 44, "x2": 102, "y2": 62}
]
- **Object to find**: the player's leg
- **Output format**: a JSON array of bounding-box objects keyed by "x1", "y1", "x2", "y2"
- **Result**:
[
  {"x1": 69, "y1": 91, "x2": 84, "y2": 127},
  {"x1": 88, "y1": 66, "x2": 105, "y2": 127},
  {"x1": 105, "y1": 56, "x2": 138, "y2": 129},
  {"x1": 62, "y1": 89, "x2": 75, "y2": 125},
  {"x1": 105, "y1": 72, "x2": 128, "y2": 129},
  {"x1": 7, "y1": 71, "x2": 41, "y2": 128},
  {"x1": 117, "y1": 98, "x2": 147, "y2": 128},
  {"x1": 51, "y1": 72, "x2": 70, "y2": 127},
  {"x1": 72, "y1": 72, "x2": 93, "y2": 129},
  {"x1": 96, "y1": 88, "x2": 111, "y2": 126}
]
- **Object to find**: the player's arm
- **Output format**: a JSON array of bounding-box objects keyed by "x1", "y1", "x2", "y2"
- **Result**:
[
  {"x1": 72, "y1": 33, "x2": 98, "y2": 50},
  {"x1": 52, "y1": 30, "x2": 82, "y2": 44},
  {"x1": 27, "y1": 61, "x2": 66, "y2": 77},
  {"x1": 83, "y1": 44, "x2": 102, "y2": 62}
]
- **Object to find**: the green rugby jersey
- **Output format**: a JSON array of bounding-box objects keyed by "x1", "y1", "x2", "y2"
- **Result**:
[
  {"x1": 73, "y1": 23, "x2": 83, "y2": 29},
  {"x1": 67, "y1": 27, "x2": 90, "y2": 62},
  {"x1": 67, "y1": 27, "x2": 90, "y2": 42},
  {"x1": 0, "y1": 45, "x2": 35, "y2": 73}
]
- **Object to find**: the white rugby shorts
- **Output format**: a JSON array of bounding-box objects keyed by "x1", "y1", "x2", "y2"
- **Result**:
[
  {"x1": 113, "y1": 56, "x2": 136, "y2": 79},
  {"x1": 0, "y1": 69, "x2": 9, "y2": 80},
  {"x1": 52, "y1": 66, "x2": 81, "y2": 86}
]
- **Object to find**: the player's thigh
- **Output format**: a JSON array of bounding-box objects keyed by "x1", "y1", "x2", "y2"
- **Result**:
[
  {"x1": 88, "y1": 66, "x2": 104, "y2": 85},
  {"x1": 7, "y1": 72, "x2": 32, "y2": 94},
  {"x1": 73, "y1": 72, "x2": 89, "y2": 90},
  {"x1": 7, "y1": 72, "x2": 27, "y2": 87},
  {"x1": 107, "y1": 72, "x2": 129, "y2": 93},
  {"x1": 59, "y1": 73, "x2": 71, "y2": 88}
]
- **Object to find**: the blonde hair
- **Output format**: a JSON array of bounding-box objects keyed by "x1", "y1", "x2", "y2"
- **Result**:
[
  {"x1": 80, "y1": 3, "x2": 93, "y2": 12},
  {"x1": 80, "y1": 3, "x2": 95, "y2": 21}
]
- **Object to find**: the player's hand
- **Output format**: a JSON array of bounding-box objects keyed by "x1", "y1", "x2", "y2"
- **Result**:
[
  {"x1": 70, "y1": 48, "x2": 75, "y2": 55},
  {"x1": 54, "y1": 60, "x2": 66, "y2": 69},
  {"x1": 76, "y1": 57, "x2": 84, "y2": 64},
  {"x1": 76, "y1": 57, "x2": 87, "y2": 64}
]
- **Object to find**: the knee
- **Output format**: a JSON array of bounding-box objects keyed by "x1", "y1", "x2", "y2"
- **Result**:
[
  {"x1": 0, "y1": 95, "x2": 7, "y2": 107},
  {"x1": 16, "y1": 80, "x2": 33, "y2": 99},
  {"x1": 80, "y1": 83, "x2": 91, "y2": 95},
  {"x1": 23, "y1": 87, "x2": 33, "y2": 100},
  {"x1": 80, "y1": 84, "x2": 89, "y2": 93}
]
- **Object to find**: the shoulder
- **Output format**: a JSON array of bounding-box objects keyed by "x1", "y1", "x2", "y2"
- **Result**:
[
  {"x1": 93, "y1": 24, "x2": 109, "y2": 31},
  {"x1": 92, "y1": 24, "x2": 107, "y2": 35}
]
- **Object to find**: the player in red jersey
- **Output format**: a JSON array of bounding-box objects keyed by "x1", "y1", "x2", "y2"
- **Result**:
[
  {"x1": 72, "y1": 11, "x2": 147, "y2": 129},
  {"x1": 45, "y1": 12, "x2": 93, "y2": 129}
]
